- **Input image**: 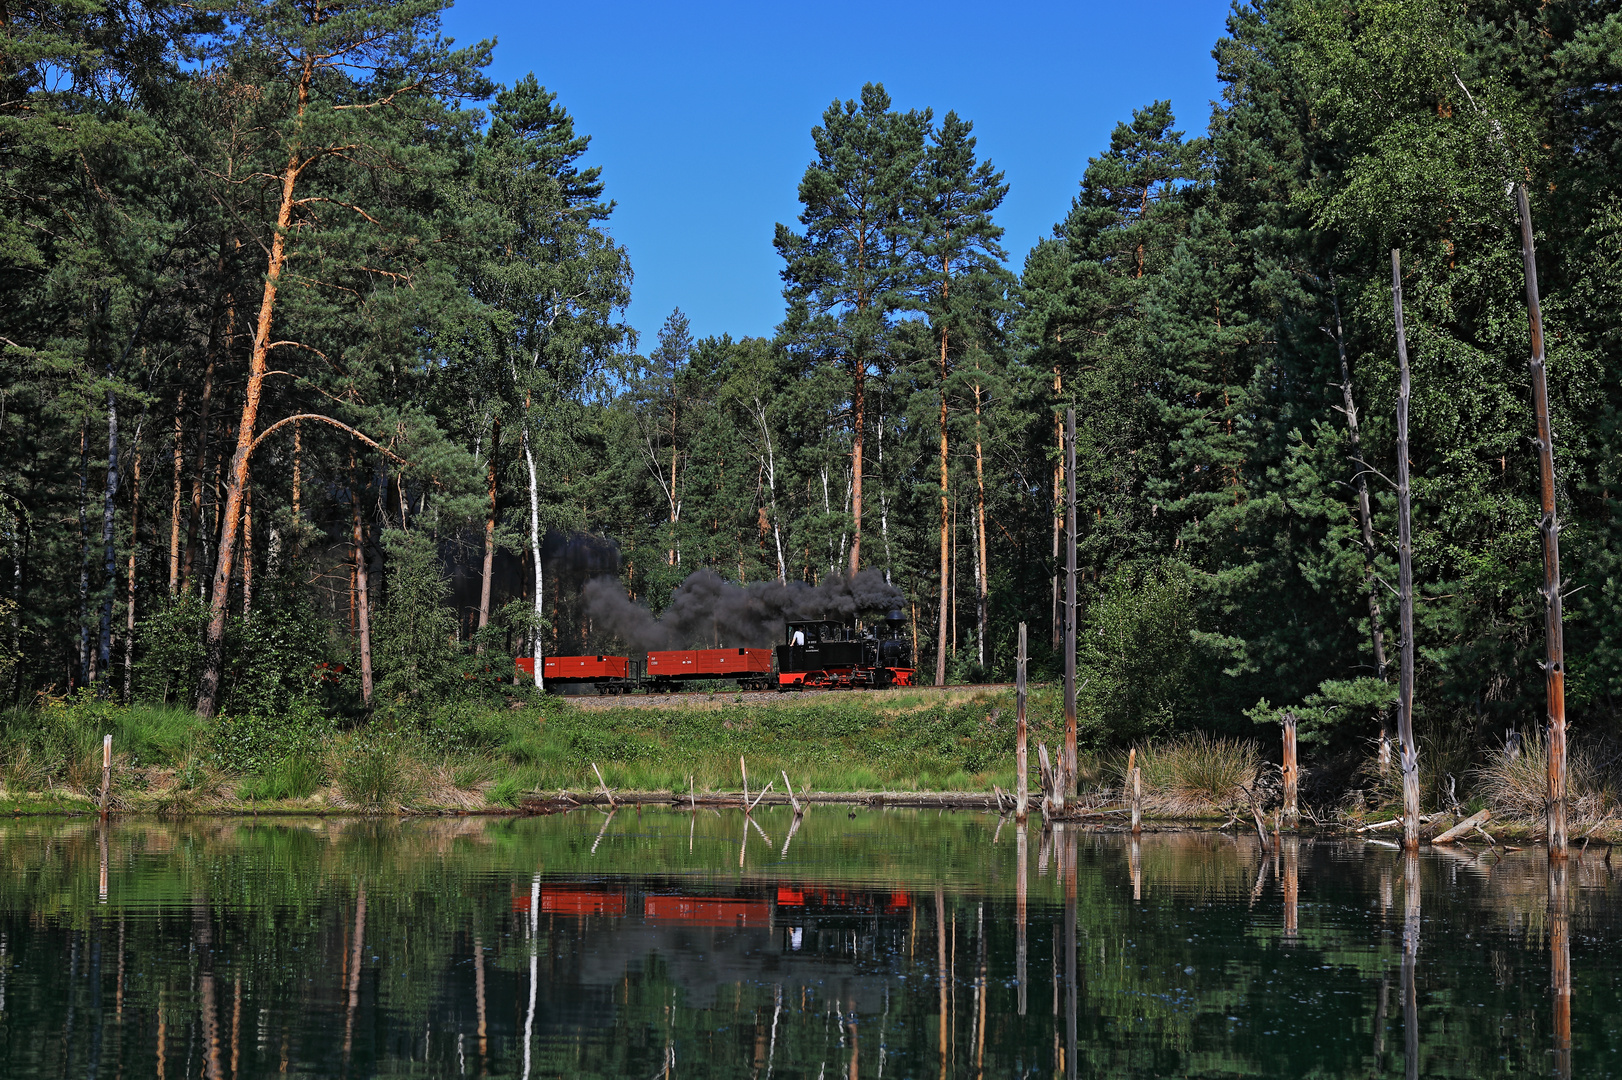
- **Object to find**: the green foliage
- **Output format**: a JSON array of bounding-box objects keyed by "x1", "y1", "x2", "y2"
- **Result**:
[
  {"x1": 210, "y1": 702, "x2": 333, "y2": 776},
  {"x1": 372, "y1": 530, "x2": 464, "y2": 713},
  {"x1": 333, "y1": 731, "x2": 419, "y2": 809},
  {"x1": 136, "y1": 594, "x2": 210, "y2": 707},
  {"x1": 1078, "y1": 562, "x2": 1202, "y2": 742},
  {"x1": 1249, "y1": 677, "x2": 1396, "y2": 747}
]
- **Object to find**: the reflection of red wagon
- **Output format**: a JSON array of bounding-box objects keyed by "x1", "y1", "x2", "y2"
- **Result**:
[
  {"x1": 513, "y1": 887, "x2": 627, "y2": 917},
  {"x1": 644, "y1": 895, "x2": 771, "y2": 928}
]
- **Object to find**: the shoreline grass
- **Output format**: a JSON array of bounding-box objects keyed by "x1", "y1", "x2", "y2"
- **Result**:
[{"x1": 2, "y1": 691, "x2": 1617, "y2": 842}]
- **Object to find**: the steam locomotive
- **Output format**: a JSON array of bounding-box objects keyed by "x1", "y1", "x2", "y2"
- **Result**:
[{"x1": 516, "y1": 612, "x2": 914, "y2": 694}]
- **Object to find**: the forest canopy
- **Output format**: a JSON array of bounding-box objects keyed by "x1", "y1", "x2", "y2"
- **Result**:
[{"x1": 2, "y1": 0, "x2": 1619, "y2": 763}]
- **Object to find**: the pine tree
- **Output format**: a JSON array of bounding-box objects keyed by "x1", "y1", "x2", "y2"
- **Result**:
[{"x1": 775, "y1": 83, "x2": 930, "y2": 578}]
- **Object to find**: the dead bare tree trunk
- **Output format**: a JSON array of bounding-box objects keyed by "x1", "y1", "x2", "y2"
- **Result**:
[
  {"x1": 1051, "y1": 368, "x2": 1062, "y2": 649},
  {"x1": 1063, "y1": 408, "x2": 1077, "y2": 803},
  {"x1": 1016, "y1": 621, "x2": 1028, "y2": 822},
  {"x1": 1391, "y1": 250, "x2": 1420, "y2": 851},
  {"x1": 1515, "y1": 185, "x2": 1568, "y2": 860},
  {"x1": 1329, "y1": 276, "x2": 1392, "y2": 768},
  {"x1": 935, "y1": 327, "x2": 950, "y2": 687}
]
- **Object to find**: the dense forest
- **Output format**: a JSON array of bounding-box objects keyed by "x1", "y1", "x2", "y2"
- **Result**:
[{"x1": 3, "y1": 0, "x2": 1619, "y2": 765}]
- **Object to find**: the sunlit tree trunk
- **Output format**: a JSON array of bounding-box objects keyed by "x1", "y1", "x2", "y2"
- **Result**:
[
  {"x1": 168, "y1": 390, "x2": 184, "y2": 595},
  {"x1": 195, "y1": 58, "x2": 312, "y2": 717}
]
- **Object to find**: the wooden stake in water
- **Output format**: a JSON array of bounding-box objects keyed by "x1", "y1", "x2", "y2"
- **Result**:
[
  {"x1": 591, "y1": 762, "x2": 616, "y2": 809},
  {"x1": 98, "y1": 733, "x2": 112, "y2": 819},
  {"x1": 1063, "y1": 408, "x2": 1077, "y2": 806},
  {"x1": 1126, "y1": 748, "x2": 1141, "y2": 835},
  {"x1": 1391, "y1": 250, "x2": 1421, "y2": 852},
  {"x1": 1015, "y1": 622, "x2": 1029, "y2": 822},
  {"x1": 1515, "y1": 184, "x2": 1569, "y2": 860},
  {"x1": 1282, "y1": 711, "x2": 1299, "y2": 828},
  {"x1": 739, "y1": 756, "x2": 749, "y2": 810}
]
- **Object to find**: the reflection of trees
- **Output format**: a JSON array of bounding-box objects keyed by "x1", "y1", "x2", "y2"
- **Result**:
[{"x1": 0, "y1": 816, "x2": 1613, "y2": 1078}]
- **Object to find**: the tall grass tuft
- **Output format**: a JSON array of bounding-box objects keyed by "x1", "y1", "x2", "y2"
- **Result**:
[
  {"x1": 1470, "y1": 731, "x2": 1613, "y2": 825},
  {"x1": 332, "y1": 734, "x2": 422, "y2": 810},
  {"x1": 1125, "y1": 734, "x2": 1261, "y2": 816}
]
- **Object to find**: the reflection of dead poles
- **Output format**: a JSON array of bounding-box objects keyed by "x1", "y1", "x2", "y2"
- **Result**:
[
  {"x1": 1016, "y1": 822, "x2": 1029, "y2": 1017},
  {"x1": 936, "y1": 886, "x2": 949, "y2": 1075},
  {"x1": 1550, "y1": 861, "x2": 1571, "y2": 1080},
  {"x1": 1283, "y1": 836, "x2": 1299, "y2": 941},
  {"x1": 1372, "y1": 970, "x2": 1390, "y2": 1064},
  {"x1": 231, "y1": 975, "x2": 242, "y2": 1078},
  {"x1": 343, "y1": 882, "x2": 367, "y2": 1071},
  {"x1": 99, "y1": 823, "x2": 108, "y2": 903},
  {"x1": 1129, "y1": 835, "x2": 1142, "y2": 903},
  {"x1": 1064, "y1": 826, "x2": 1078, "y2": 1080},
  {"x1": 974, "y1": 903, "x2": 988, "y2": 1079},
  {"x1": 523, "y1": 875, "x2": 539, "y2": 1080},
  {"x1": 473, "y1": 933, "x2": 488, "y2": 1076},
  {"x1": 780, "y1": 809, "x2": 803, "y2": 860},
  {"x1": 156, "y1": 988, "x2": 166, "y2": 1080},
  {"x1": 591, "y1": 807, "x2": 617, "y2": 855},
  {"x1": 848, "y1": 997, "x2": 860, "y2": 1080},
  {"x1": 196, "y1": 894, "x2": 223, "y2": 1080},
  {"x1": 1401, "y1": 852, "x2": 1420, "y2": 1080}
]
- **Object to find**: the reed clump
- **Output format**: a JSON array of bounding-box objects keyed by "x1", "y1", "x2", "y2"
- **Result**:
[
  {"x1": 1470, "y1": 731, "x2": 1614, "y2": 826},
  {"x1": 1123, "y1": 734, "x2": 1261, "y2": 816}
]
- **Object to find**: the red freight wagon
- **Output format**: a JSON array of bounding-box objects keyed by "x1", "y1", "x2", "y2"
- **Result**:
[
  {"x1": 515, "y1": 654, "x2": 635, "y2": 693},
  {"x1": 645, "y1": 647, "x2": 774, "y2": 691}
]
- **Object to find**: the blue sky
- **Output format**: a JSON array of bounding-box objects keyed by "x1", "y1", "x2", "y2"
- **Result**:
[{"x1": 440, "y1": 0, "x2": 1235, "y2": 352}]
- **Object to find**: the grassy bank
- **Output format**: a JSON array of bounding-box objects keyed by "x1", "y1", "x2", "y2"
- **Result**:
[
  {"x1": 0, "y1": 686, "x2": 1067, "y2": 814},
  {"x1": 2, "y1": 691, "x2": 1615, "y2": 840}
]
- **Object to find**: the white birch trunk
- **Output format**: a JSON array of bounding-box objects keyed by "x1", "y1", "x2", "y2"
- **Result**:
[{"x1": 522, "y1": 424, "x2": 544, "y2": 691}]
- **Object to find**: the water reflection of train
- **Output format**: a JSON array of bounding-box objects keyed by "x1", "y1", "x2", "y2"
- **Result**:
[
  {"x1": 514, "y1": 613, "x2": 915, "y2": 693},
  {"x1": 512, "y1": 880, "x2": 915, "y2": 980}
]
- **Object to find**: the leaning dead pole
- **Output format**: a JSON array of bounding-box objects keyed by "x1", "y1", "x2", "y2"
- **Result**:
[
  {"x1": 1390, "y1": 250, "x2": 1421, "y2": 852},
  {"x1": 1515, "y1": 183, "x2": 1569, "y2": 859}
]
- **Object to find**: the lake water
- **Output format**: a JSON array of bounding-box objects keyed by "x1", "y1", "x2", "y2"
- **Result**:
[{"x1": 0, "y1": 808, "x2": 1613, "y2": 1078}]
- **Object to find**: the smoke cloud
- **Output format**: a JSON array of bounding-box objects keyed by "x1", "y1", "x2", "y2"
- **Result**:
[{"x1": 584, "y1": 569, "x2": 905, "y2": 651}]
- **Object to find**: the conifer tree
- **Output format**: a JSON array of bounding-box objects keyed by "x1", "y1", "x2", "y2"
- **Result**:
[{"x1": 776, "y1": 83, "x2": 929, "y2": 578}]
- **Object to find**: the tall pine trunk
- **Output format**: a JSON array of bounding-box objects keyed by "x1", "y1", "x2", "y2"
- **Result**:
[
  {"x1": 351, "y1": 461, "x2": 373, "y2": 707},
  {"x1": 848, "y1": 362, "x2": 864, "y2": 577},
  {"x1": 476, "y1": 416, "x2": 499, "y2": 650},
  {"x1": 123, "y1": 423, "x2": 143, "y2": 702},
  {"x1": 241, "y1": 481, "x2": 253, "y2": 617},
  {"x1": 1330, "y1": 279, "x2": 1391, "y2": 766},
  {"x1": 1516, "y1": 184, "x2": 1568, "y2": 858},
  {"x1": 973, "y1": 372, "x2": 988, "y2": 670},
  {"x1": 77, "y1": 422, "x2": 90, "y2": 686},
  {"x1": 196, "y1": 58, "x2": 313, "y2": 717},
  {"x1": 97, "y1": 378, "x2": 119, "y2": 695},
  {"x1": 1391, "y1": 250, "x2": 1420, "y2": 851},
  {"x1": 181, "y1": 351, "x2": 216, "y2": 595},
  {"x1": 168, "y1": 390, "x2": 185, "y2": 595}
]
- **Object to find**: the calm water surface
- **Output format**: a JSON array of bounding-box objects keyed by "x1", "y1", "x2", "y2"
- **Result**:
[{"x1": 0, "y1": 808, "x2": 1616, "y2": 1078}]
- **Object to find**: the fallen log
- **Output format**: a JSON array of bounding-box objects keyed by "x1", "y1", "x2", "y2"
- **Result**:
[{"x1": 1432, "y1": 808, "x2": 1491, "y2": 844}]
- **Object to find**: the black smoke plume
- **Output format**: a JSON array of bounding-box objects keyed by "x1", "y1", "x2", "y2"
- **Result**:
[{"x1": 584, "y1": 569, "x2": 905, "y2": 651}]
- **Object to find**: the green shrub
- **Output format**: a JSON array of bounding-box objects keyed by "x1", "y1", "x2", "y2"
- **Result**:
[{"x1": 211, "y1": 702, "x2": 334, "y2": 775}]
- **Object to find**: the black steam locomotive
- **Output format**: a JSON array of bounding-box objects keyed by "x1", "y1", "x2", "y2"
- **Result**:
[{"x1": 774, "y1": 611, "x2": 914, "y2": 690}]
